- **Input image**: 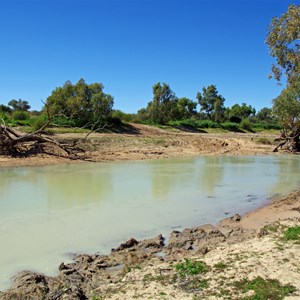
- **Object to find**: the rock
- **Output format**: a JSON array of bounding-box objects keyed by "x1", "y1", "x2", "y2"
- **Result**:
[
  {"x1": 111, "y1": 238, "x2": 138, "y2": 252},
  {"x1": 231, "y1": 214, "x2": 241, "y2": 222},
  {"x1": 138, "y1": 234, "x2": 165, "y2": 249},
  {"x1": 2, "y1": 271, "x2": 52, "y2": 300},
  {"x1": 167, "y1": 224, "x2": 225, "y2": 254}
]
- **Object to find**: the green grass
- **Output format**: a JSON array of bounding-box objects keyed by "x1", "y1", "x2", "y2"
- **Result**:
[
  {"x1": 283, "y1": 226, "x2": 300, "y2": 241},
  {"x1": 234, "y1": 276, "x2": 296, "y2": 300},
  {"x1": 175, "y1": 259, "x2": 209, "y2": 277}
]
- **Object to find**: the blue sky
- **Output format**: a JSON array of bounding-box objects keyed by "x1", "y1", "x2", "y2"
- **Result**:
[{"x1": 0, "y1": 0, "x2": 298, "y2": 113}]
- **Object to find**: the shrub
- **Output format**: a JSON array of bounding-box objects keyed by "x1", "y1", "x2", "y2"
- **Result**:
[
  {"x1": 30, "y1": 115, "x2": 49, "y2": 131},
  {"x1": 197, "y1": 120, "x2": 219, "y2": 128},
  {"x1": 221, "y1": 122, "x2": 241, "y2": 131},
  {"x1": 241, "y1": 118, "x2": 252, "y2": 131},
  {"x1": 52, "y1": 116, "x2": 77, "y2": 127},
  {"x1": 12, "y1": 111, "x2": 29, "y2": 121}
]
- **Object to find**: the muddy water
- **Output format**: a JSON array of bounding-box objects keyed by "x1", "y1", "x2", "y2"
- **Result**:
[{"x1": 1, "y1": 155, "x2": 300, "y2": 290}]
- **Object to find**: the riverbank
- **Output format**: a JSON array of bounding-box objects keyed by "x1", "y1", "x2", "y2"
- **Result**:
[
  {"x1": 1, "y1": 125, "x2": 299, "y2": 299},
  {"x1": 1, "y1": 190, "x2": 299, "y2": 299},
  {"x1": 0, "y1": 123, "x2": 280, "y2": 168}
]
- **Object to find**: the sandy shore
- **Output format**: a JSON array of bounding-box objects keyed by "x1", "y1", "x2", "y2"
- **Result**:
[{"x1": 1, "y1": 125, "x2": 300, "y2": 299}]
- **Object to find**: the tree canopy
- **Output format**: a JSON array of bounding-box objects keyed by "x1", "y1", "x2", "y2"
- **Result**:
[
  {"x1": 226, "y1": 103, "x2": 256, "y2": 122},
  {"x1": 148, "y1": 82, "x2": 178, "y2": 124},
  {"x1": 8, "y1": 99, "x2": 31, "y2": 111},
  {"x1": 196, "y1": 85, "x2": 225, "y2": 122},
  {"x1": 45, "y1": 79, "x2": 114, "y2": 127},
  {"x1": 266, "y1": 4, "x2": 300, "y2": 84},
  {"x1": 267, "y1": 4, "x2": 300, "y2": 152}
]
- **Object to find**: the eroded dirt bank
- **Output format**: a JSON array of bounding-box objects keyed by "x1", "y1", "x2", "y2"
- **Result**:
[{"x1": 0, "y1": 124, "x2": 280, "y2": 168}]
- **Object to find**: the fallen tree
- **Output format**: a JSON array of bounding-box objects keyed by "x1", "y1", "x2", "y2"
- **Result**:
[
  {"x1": 0, "y1": 119, "x2": 87, "y2": 158},
  {"x1": 0, "y1": 107, "x2": 105, "y2": 159}
]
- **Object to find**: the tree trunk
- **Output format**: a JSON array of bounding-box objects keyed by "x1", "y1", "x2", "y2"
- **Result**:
[{"x1": 0, "y1": 123, "x2": 86, "y2": 158}]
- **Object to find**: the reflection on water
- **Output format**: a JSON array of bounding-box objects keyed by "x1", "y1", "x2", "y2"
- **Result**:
[{"x1": 0, "y1": 155, "x2": 300, "y2": 290}]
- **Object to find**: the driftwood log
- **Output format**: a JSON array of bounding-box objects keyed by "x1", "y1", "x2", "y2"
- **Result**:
[{"x1": 0, "y1": 119, "x2": 87, "y2": 158}]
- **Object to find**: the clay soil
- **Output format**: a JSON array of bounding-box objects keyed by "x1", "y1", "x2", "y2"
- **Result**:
[{"x1": 1, "y1": 124, "x2": 300, "y2": 299}]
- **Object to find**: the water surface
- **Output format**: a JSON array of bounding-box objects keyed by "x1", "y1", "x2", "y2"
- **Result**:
[{"x1": 1, "y1": 155, "x2": 300, "y2": 290}]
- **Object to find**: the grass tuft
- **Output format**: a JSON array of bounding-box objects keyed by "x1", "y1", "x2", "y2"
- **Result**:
[
  {"x1": 175, "y1": 259, "x2": 209, "y2": 277},
  {"x1": 234, "y1": 276, "x2": 296, "y2": 300}
]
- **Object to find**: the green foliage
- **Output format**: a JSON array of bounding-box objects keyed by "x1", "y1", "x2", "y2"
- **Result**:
[
  {"x1": 0, "y1": 104, "x2": 12, "y2": 114},
  {"x1": 235, "y1": 276, "x2": 296, "y2": 300},
  {"x1": 272, "y1": 82, "x2": 300, "y2": 128},
  {"x1": 8, "y1": 99, "x2": 31, "y2": 111},
  {"x1": 283, "y1": 226, "x2": 300, "y2": 241},
  {"x1": 252, "y1": 123, "x2": 281, "y2": 131},
  {"x1": 221, "y1": 122, "x2": 241, "y2": 132},
  {"x1": 266, "y1": 4, "x2": 300, "y2": 84},
  {"x1": 52, "y1": 116, "x2": 77, "y2": 127},
  {"x1": 148, "y1": 82, "x2": 178, "y2": 124},
  {"x1": 196, "y1": 85, "x2": 225, "y2": 122},
  {"x1": 175, "y1": 259, "x2": 209, "y2": 277},
  {"x1": 29, "y1": 115, "x2": 49, "y2": 131},
  {"x1": 256, "y1": 107, "x2": 275, "y2": 123},
  {"x1": 240, "y1": 118, "x2": 252, "y2": 131},
  {"x1": 177, "y1": 97, "x2": 197, "y2": 119},
  {"x1": 197, "y1": 120, "x2": 220, "y2": 128},
  {"x1": 226, "y1": 103, "x2": 256, "y2": 120},
  {"x1": 12, "y1": 111, "x2": 29, "y2": 121},
  {"x1": 168, "y1": 119, "x2": 222, "y2": 130},
  {"x1": 112, "y1": 110, "x2": 135, "y2": 123},
  {"x1": 272, "y1": 81, "x2": 300, "y2": 151},
  {"x1": 46, "y1": 79, "x2": 114, "y2": 127}
]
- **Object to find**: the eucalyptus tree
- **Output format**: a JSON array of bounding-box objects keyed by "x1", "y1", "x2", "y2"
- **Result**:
[
  {"x1": 149, "y1": 82, "x2": 178, "y2": 124},
  {"x1": 196, "y1": 85, "x2": 225, "y2": 122},
  {"x1": 266, "y1": 4, "x2": 300, "y2": 152},
  {"x1": 8, "y1": 99, "x2": 31, "y2": 111},
  {"x1": 266, "y1": 4, "x2": 300, "y2": 84}
]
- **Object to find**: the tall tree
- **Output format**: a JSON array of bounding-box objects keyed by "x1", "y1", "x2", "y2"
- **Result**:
[
  {"x1": 8, "y1": 99, "x2": 31, "y2": 111},
  {"x1": 266, "y1": 4, "x2": 300, "y2": 84},
  {"x1": 196, "y1": 85, "x2": 225, "y2": 122},
  {"x1": 267, "y1": 5, "x2": 300, "y2": 152},
  {"x1": 46, "y1": 79, "x2": 114, "y2": 127},
  {"x1": 256, "y1": 107, "x2": 274, "y2": 123},
  {"x1": 149, "y1": 82, "x2": 178, "y2": 124},
  {"x1": 177, "y1": 97, "x2": 197, "y2": 119}
]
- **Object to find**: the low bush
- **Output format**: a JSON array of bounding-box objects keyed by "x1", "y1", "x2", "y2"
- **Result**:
[
  {"x1": 29, "y1": 115, "x2": 49, "y2": 131},
  {"x1": 12, "y1": 111, "x2": 29, "y2": 121},
  {"x1": 241, "y1": 118, "x2": 252, "y2": 131},
  {"x1": 221, "y1": 122, "x2": 241, "y2": 131}
]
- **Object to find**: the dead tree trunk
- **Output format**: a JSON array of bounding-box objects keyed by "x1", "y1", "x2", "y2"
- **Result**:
[
  {"x1": 273, "y1": 126, "x2": 300, "y2": 153},
  {"x1": 0, "y1": 120, "x2": 86, "y2": 159}
]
